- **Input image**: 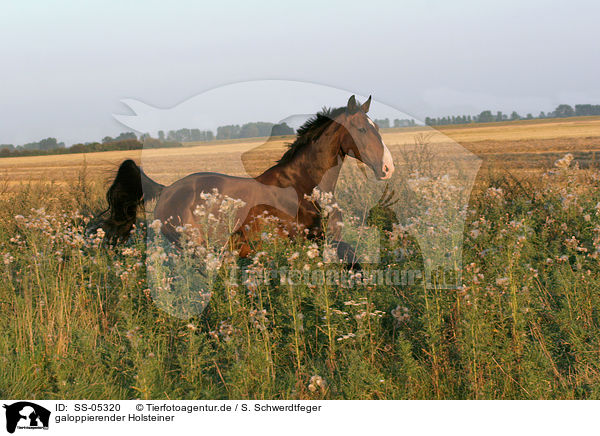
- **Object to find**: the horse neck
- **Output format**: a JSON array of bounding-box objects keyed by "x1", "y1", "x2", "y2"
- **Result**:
[{"x1": 257, "y1": 123, "x2": 346, "y2": 196}]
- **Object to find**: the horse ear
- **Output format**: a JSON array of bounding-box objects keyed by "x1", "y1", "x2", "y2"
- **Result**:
[
  {"x1": 347, "y1": 95, "x2": 358, "y2": 113},
  {"x1": 361, "y1": 95, "x2": 371, "y2": 113}
]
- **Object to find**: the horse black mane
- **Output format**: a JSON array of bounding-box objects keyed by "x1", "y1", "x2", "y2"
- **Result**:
[{"x1": 278, "y1": 106, "x2": 346, "y2": 164}]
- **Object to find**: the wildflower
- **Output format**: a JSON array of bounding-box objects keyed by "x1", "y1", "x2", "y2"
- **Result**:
[
  {"x1": 554, "y1": 153, "x2": 574, "y2": 169},
  {"x1": 495, "y1": 277, "x2": 510, "y2": 287},
  {"x1": 3, "y1": 253, "x2": 14, "y2": 265},
  {"x1": 308, "y1": 375, "x2": 326, "y2": 393},
  {"x1": 249, "y1": 309, "x2": 268, "y2": 331},
  {"x1": 336, "y1": 333, "x2": 357, "y2": 341},
  {"x1": 205, "y1": 253, "x2": 222, "y2": 272},
  {"x1": 218, "y1": 321, "x2": 234, "y2": 342},
  {"x1": 150, "y1": 219, "x2": 162, "y2": 232},
  {"x1": 306, "y1": 243, "x2": 319, "y2": 259},
  {"x1": 485, "y1": 187, "x2": 505, "y2": 200},
  {"x1": 125, "y1": 327, "x2": 140, "y2": 341},
  {"x1": 564, "y1": 236, "x2": 587, "y2": 252},
  {"x1": 323, "y1": 245, "x2": 338, "y2": 263},
  {"x1": 122, "y1": 247, "x2": 134, "y2": 256},
  {"x1": 355, "y1": 311, "x2": 367, "y2": 320},
  {"x1": 391, "y1": 305, "x2": 410, "y2": 323}
]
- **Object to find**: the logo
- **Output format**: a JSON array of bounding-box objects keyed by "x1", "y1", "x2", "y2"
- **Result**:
[{"x1": 2, "y1": 402, "x2": 50, "y2": 434}]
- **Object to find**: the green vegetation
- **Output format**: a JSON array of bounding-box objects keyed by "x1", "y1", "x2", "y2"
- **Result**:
[
  {"x1": 0, "y1": 138, "x2": 182, "y2": 159},
  {"x1": 216, "y1": 122, "x2": 293, "y2": 140},
  {"x1": 2, "y1": 103, "x2": 598, "y2": 158},
  {"x1": 2, "y1": 155, "x2": 600, "y2": 399},
  {"x1": 425, "y1": 103, "x2": 600, "y2": 126},
  {"x1": 373, "y1": 118, "x2": 417, "y2": 128}
]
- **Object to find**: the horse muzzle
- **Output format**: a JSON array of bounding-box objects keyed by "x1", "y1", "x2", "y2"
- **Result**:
[{"x1": 377, "y1": 145, "x2": 395, "y2": 180}]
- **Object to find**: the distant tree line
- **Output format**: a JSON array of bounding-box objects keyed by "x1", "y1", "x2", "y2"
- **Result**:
[
  {"x1": 0, "y1": 135, "x2": 181, "y2": 158},
  {"x1": 216, "y1": 122, "x2": 294, "y2": 140},
  {"x1": 424, "y1": 104, "x2": 600, "y2": 126},
  {"x1": 426, "y1": 110, "x2": 529, "y2": 126},
  {"x1": 101, "y1": 132, "x2": 138, "y2": 143},
  {"x1": 0, "y1": 122, "x2": 293, "y2": 157},
  {"x1": 2, "y1": 104, "x2": 599, "y2": 158},
  {"x1": 155, "y1": 129, "x2": 214, "y2": 143},
  {"x1": 374, "y1": 118, "x2": 417, "y2": 128},
  {"x1": 0, "y1": 137, "x2": 66, "y2": 153},
  {"x1": 574, "y1": 104, "x2": 600, "y2": 116},
  {"x1": 70, "y1": 137, "x2": 182, "y2": 153}
]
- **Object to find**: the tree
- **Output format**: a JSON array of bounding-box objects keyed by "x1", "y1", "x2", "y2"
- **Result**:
[
  {"x1": 575, "y1": 104, "x2": 600, "y2": 116},
  {"x1": 477, "y1": 110, "x2": 495, "y2": 123},
  {"x1": 167, "y1": 130, "x2": 178, "y2": 141},
  {"x1": 374, "y1": 118, "x2": 390, "y2": 128},
  {"x1": 393, "y1": 118, "x2": 415, "y2": 127},
  {"x1": 239, "y1": 124, "x2": 259, "y2": 139},
  {"x1": 271, "y1": 122, "x2": 294, "y2": 136},
  {"x1": 114, "y1": 132, "x2": 137, "y2": 141},
  {"x1": 22, "y1": 137, "x2": 64, "y2": 150},
  {"x1": 552, "y1": 104, "x2": 575, "y2": 118},
  {"x1": 190, "y1": 129, "x2": 202, "y2": 141},
  {"x1": 217, "y1": 125, "x2": 241, "y2": 140}
]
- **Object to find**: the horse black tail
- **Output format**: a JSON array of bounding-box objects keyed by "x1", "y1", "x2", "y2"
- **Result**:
[{"x1": 87, "y1": 159, "x2": 165, "y2": 243}]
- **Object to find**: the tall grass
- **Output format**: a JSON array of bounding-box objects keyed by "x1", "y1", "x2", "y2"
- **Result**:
[{"x1": 1, "y1": 155, "x2": 600, "y2": 399}]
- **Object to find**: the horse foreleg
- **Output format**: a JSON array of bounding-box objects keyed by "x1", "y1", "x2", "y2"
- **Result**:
[{"x1": 330, "y1": 240, "x2": 361, "y2": 271}]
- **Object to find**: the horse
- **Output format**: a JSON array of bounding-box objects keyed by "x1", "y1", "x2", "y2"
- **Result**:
[{"x1": 90, "y1": 95, "x2": 395, "y2": 265}]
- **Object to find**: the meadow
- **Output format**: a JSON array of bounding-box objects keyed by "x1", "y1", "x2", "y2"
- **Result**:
[{"x1": 1, "y1": 117, "x2": 600, "y2": 399}]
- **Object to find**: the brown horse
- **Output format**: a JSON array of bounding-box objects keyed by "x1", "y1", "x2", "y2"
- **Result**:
[{"x1": 91, "y1": 95, "x2": 394, "y2": 264}]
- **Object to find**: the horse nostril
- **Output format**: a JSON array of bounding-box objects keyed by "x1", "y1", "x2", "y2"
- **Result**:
[{"x1": 383, "y1": 165, "x2": 389, "y2": 173}]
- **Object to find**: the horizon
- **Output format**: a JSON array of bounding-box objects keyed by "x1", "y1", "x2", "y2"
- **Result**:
[{"x1": 1, "y1": 101, "x2": 594, "y2": 149}]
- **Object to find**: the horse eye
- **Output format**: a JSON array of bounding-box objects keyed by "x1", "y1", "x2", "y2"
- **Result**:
[{"x1": 358, "y1": 127, "x2": 367, "y2": 133}]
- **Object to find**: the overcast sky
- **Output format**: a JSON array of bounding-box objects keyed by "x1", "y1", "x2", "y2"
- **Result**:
[{"x1": 1, "y1": 0, "x2": 598, "y2": 146}]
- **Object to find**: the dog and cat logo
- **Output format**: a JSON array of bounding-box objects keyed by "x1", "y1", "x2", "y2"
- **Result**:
[{"x1": 2, "y1": 402, "x2": 50, "y2": 433}]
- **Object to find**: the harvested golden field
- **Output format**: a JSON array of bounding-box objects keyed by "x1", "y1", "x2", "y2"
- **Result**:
[{"x1": 1, "y1": 116, "x2": 599, "y2": 187}]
